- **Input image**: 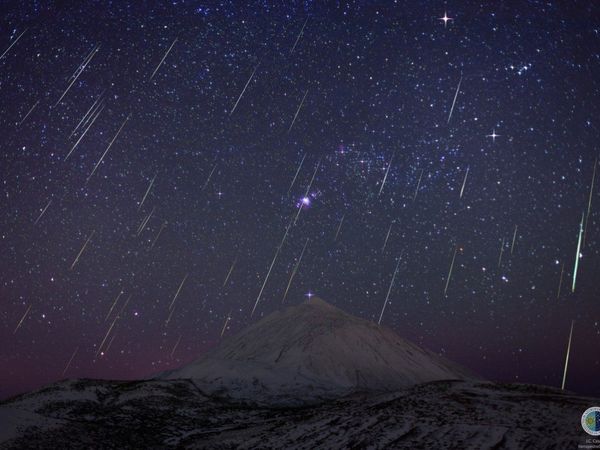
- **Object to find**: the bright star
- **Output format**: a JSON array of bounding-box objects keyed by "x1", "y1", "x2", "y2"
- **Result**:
[
  {"x1": 439, "y1": 12, "x2": 453, "y2": 27},
  {"x1": 486, "y1": 129, "x2": 500, "y2": 142}
]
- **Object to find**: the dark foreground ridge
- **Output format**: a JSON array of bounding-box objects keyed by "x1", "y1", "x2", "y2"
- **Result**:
[
  {"x1": 1, "y1": 299, "x2": 596, "y2": 448},
  {"x1": 0, "y1": 378, "x2": 594, "y2": 448}
]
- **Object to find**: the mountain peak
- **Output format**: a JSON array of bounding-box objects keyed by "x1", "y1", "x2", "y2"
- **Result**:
[{"x1": 161, "y1": 298, "x2": 474, "y2": 403}]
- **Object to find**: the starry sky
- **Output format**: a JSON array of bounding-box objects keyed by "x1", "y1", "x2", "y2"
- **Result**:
[{"x1": 1, "y1": 1, "x2": 600, "y2": 399}]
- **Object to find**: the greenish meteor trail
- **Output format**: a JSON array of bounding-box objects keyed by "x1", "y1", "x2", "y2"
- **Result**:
[{"x1": 571, "y1": 213, "x2": 584, "y2": 293}]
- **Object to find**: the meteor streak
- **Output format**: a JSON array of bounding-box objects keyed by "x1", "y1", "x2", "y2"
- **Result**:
[
  {"x1": 62, "y1": 346, "x2": 79, "y2": 376},
  {"x1": 294, "y1": 158, "x2": 320, "y2": 225},
  {"x1": 18, "y1": 100, "x2": 39, "y2": 126},
  {"x1": 70, "y1": 90, "x2": 105, "y2": 138},
  {"x1": 54, "y1": 45, "x2": 100, "y2": 107},
  {"x1": 14, "y1": 304, "x2": 31, "y2": 334},
  {"x1": 447, "y1": 75, "x2": 462, "y2": 124},
  {"x1": 510, "y1": 225, "x2": 518, "y2": 254},
  {"x1": 413, "y1": 169, "x2": 424, "y2": 201},
  {"x1": 220, "y1": 312, "x2": 232, "y2": 337},
  {"x1": 70, "y1": 230, "x2": 95, "y2": 270},
  {"x1": 378, "y1": 155, "x2": 393, "y2": 196},
  {"x1": 334, "y1": 214, "x2": 345, "y2": 241},
  {"x1": 0, "y1": 28, "x2": 27, "y2": 60},
  {"x1": 150, "y1": 222, "x2": 167, "y2": 249},
  {"x1": 169, "y1": 273, "x2": 189, "y2": 310},
  {"x1": 444, "y1": 246, "x2": 458, "y2": 296},
  {"x1": 282, "y1": 238, "x2": 309, "y2": 303},
  {"x1": 87, "y1": 114, "x2": 130, "y2": 182},
  {"x1": 230, "y1": 62, "x2": 259, "y2": 116},
  {"x1": 290, "y1": 17, "x2": 309, "y2": 54},
  {"x1": 149, "y1": 38, "x2": 178, "y2": 81},
  {"x1": 459, "y1": 166, "x2": 469, "y2": 198},
  {"x1": 382, "y1": 223, "x2": 393, "y2": 252},
  {"x1": 557, "y1": 262, "x2": 565, "y2": 299},
  {"x1": 583, "y1": 157, "x2": 597, "y2": 246},
  {"x1": 288, "y1": 89, "x2": 308, "y2": 132},
  {"x1": 65, "y1": 104, "x2": 104, "y2": 161},
  {"x1": 34, "y1": 200, "x2": 52, "y2": 224},
  {"x1": 136, "y1": 206, "x2": 155, "y2": 236},
  {"x1": 171, "y1": 335, "x2": 182, "y2": 357},
  {"x1": 378, "y1": 256, "x2": 402, "y2": 325},
  {"x1": 288, "y1": 153, "x2": 306, "y2": 194},
  {"x1": 572, "y1": 212, "x2": 584, "y2": 293},
  {"x1": 251, "y1": 219, "x2": 292, "y2": 316},
  {"x1": 97, "y1": 295, "x2": 130, "y2": 356},
  {"x1": 223, "y1": 257, "x2": 237, "y2": 287},
  {"x1": 561, "y1": 320, "x2": 574, "y2": 390},
  {"x1": 202, "y1": 164, "x2": 217, "y2": 191},
  {"x1": 105, "y1": 290, "x2": 123, "y2": 322},
  {"x1": 138, "y1": 174, "x2": 157, "y2": 210},
  {"x1": 498, "y1": 237, "x2": 505, "y2": 268}
]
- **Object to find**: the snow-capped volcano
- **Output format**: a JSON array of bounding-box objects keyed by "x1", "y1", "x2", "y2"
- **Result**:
[{"x1": 162, "y1": 297, "x2": 474, "y2": 401}]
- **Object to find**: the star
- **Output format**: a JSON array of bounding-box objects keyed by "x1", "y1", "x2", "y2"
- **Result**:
[
  {"x1": 486, "y1": 129, "x2": 500, "y2": 142},
  {"x1": 439, "y1": 12, "x2": 453, "y2": 27}
]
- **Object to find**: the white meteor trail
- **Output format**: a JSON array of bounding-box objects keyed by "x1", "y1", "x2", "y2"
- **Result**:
[
  {"x1": 288, "y1": 89, "x2": 308, "y2": 132},
  {"x1": 334, "y1": 214, "x2": 345, "y2": 241},
  {"x1": 150, "y1": 222, "x2": 166, "y2": 249},
  {"x1": 290, "y1": 17, "x2": 309, "y2": 54},
  {"x1": 447, "y1": 75, "x2": 462, "y2": 124},
  {"x1": 557, "y1": 262, "x2": 565, "y2": 299},
  {"x1": 62, "y1": 346, "x2": 79, "y2": 376},
  {"x1": 282, "y1": 238, "x2": 309, "y2": 303},
  {"x1": 138, "y1": 174, "x2": 157, "y2": 210},
  {"x1": 149, "y1": 38, "x2": 178, "y2": 81},
  {"x1": 220, "y1": 312, "x2": 232, "y2": 337},
  {"x1": 572, "y1": 212, "x2": 584, "y2": 293},
  {"x1": 34, "y1": 199, "x2": 52, "y2": 224},
  {"x1": 378, "y1": 155, "x2": 393, "y2": 196},
  {"x1": 230, "y1": 62, "x2": 259, "y2": 116},
  {"x1": 0, "y1": 28, "x2": 27, "y2": 60},
  {"x1": 169, "y1": 273, "x2": 189, "y2": 310},
  {"x1": 65, "y1": 104, "x2": 104, "y2": 161},
  {"x1": 583, "y1": 157, "x2": 597, "y2": 247},
  {"x1": 223, "y1": 257, "x2": 237, "y2": 287},
  {"x1": 96, "y1": 295, "x2": 130, "y2": 356},
  {"x1": 444, "y1": 246, "x2": 458, "y2": 296},
  {"x1": 105, "y1": 290, "x2": 124, "y2": 322},
  {"x1": 251, "y1": 219, "x2": 293, "y2": 317},
  {"x1": 459, "y1": 166, "x2": 469, "y2": 198},
  {"x1": 382, "y1": 223, "x2": 393, "y2": 252},
  {"x1": 13, "y1": 304, "x2": 31, "y2": 334},
  {"x1": 378, "y1": 256, "x2": 402, "y2": 325},
  {"x1": 87, "y1": 114, "x2": 130, "y2": 182},
  {"x1": 54, "y1": 45, "x2": 100, "y2": 107},
  {"x1": 288, "y1": 153, "x2": 306, "y2": 194},
  {"x1": 165, "y1": 305, "x2": 176, "y2": 326},
  {"x1": 498, "y1": 237, "x2": 505, "y2": 268},
  {"x1": 70, "y1": 230, "x2": 95, "y2": 270},
  {"x1": 510, "y1": 225, "x2": 518, "y2": 254},
  {"x1": 170, "y1": 335, "x2": 182, "y2": 357},
  {"x1": 202, "y1": 164, "x2": 217, "y2": 191},
  {"x1": 70, "y1": 90, "x2": 105, "y2": 138},
  {"x1": 413, "y1": 169, "x2": 424, "y2": 201},
  {"x1": 294, "y1": 158, "x2": 321, "y2": 225},
  {"x1": 137, "y1": 206, "x2": 155, "y2": 236},
  {"x1": 18, "y1": 100, "x2": 39, "y2": 126},
  {"x1": 561, "y1": 320, "x2": 574, "y2": 390}
]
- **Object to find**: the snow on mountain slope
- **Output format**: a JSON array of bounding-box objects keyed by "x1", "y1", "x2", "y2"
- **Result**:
[
  {"x1": 161, "y1": 297, "x2": 474, "y2": 402},
  {"x1": 0, "y1": 379, "x2": 594, "y2": 449}
]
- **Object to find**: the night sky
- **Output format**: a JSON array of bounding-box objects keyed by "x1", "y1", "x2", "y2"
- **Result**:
[{"x1": 1, "y1": 1, "x2": 600, "y2": 400}]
